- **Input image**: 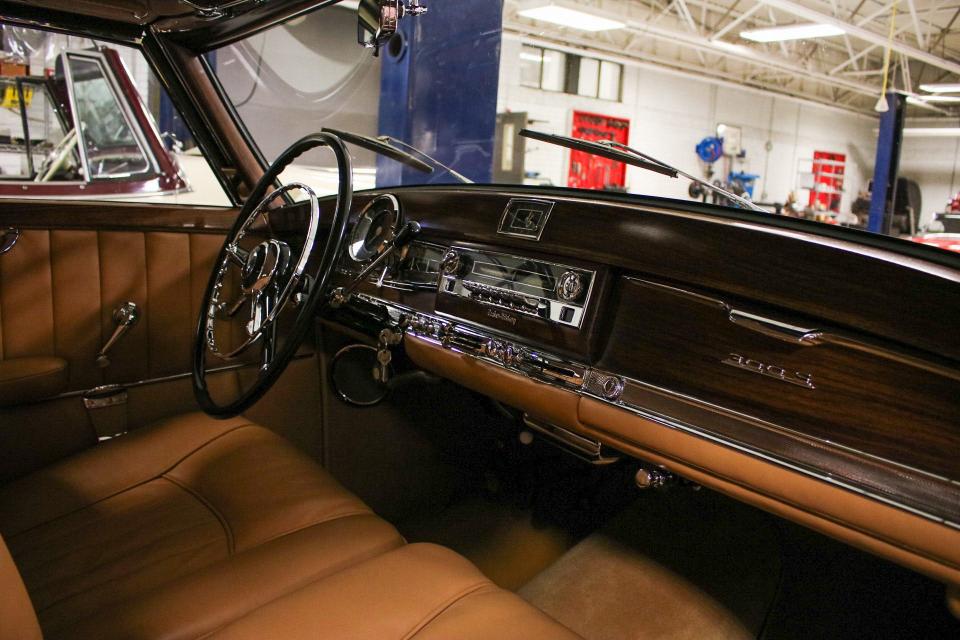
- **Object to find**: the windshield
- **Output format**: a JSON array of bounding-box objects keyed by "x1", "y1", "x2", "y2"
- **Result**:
[{"x1": 212, "y1": 1, "x2": 960, "y2": 251}]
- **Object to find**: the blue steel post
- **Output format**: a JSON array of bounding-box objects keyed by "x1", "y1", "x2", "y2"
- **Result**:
[
  {"x1": 377, "y1": 0, "x2": 503, "y2": 186},
  {"x1": 867, "y1": 92, "x2": 905, "y2": 234}
]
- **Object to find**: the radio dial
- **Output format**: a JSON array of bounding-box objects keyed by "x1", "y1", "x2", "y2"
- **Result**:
[{"x1": 556, "y1": 271, "x2": 584, "y2": 301}]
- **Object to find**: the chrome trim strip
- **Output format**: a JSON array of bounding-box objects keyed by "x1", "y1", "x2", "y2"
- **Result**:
[
  {"x1": 47, "y1": 354, "x2": 312, "y2": 401},
  {"x1": 497, "y1": 198, "x2": 554, "y2": 241}
]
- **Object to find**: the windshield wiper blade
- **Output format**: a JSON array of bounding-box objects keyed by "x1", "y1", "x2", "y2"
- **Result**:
[
  {"x1": 520, "y1": 129, "x2": 677, "y2": 179},
  {"x1": 323, "y1": 128, "x2": 433, "y2": 175},
  {"x1": 519, "y1": 129, "x2": 764, "y2": 213},
  {"x1": 323, "y1": 128, "x2": 473, "y2": 184},
  {"x1": 376, "y1": 135, "x2": 473, "y2": 184}
]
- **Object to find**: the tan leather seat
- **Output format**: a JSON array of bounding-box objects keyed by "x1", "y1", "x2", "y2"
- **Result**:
[
  {"x1": 209, "y1": 542, "x2": 581, "y2": 639},
  {"x1": 0, "y1": 412, "x2": 579, "y2": 640},
  {"x1": 0, "y1": 412, "x2": 405, "y2": 639}
]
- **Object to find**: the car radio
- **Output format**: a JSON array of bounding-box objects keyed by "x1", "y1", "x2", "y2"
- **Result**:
[{"x1": 437, "y1": 247, "x2": 594, "y2": 328}]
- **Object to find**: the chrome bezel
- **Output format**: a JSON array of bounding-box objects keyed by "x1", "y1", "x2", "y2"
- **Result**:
[{"x1": 348, "y1": 193, "x2": 402, "y2": 263}]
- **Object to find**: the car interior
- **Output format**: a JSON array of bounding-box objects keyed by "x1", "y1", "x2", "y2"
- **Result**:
[{"x1": 0, "y1": 1, "x2": 959, "y2": 639}]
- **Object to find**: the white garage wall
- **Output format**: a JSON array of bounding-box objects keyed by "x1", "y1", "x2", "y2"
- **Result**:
[
  {"x1": 899, "y1": 136, "x2": 960, "y2": 226},
  {"x1": 499, "y1": 37, "x2": 877, "y2": 212}
]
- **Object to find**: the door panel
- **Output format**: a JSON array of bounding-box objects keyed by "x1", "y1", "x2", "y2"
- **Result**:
[
  {"x1": 0, "y1": 229, "x2": 223, "y2": 390},
  {"x1": 0, "y1": 202, "x2": 323, "y2": 481}
]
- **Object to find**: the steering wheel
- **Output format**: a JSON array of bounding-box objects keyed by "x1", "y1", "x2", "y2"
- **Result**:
[{"x1": 193, "y1": 132, "x2": 352, "y2": 417}]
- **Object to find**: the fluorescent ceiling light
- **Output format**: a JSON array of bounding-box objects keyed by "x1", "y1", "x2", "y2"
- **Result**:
[
  {"x1": 903, "y1": 127, "x2": 960, "y2": 137},
  {"x1": 919, "y1": 83, "x2": 960, "y2": 93},
  {"x1": 517, "y1": 1, "x2": 626, "y2": 32},
  {"x1": 740, "y1": 23, "x2": 845, "y2": 43},
  {"x1": 712, "y1": 40, "x2": 750, "y2": 54},
  {"x1": 909, "y1": 95, "x2": 960, "y2": 103}
]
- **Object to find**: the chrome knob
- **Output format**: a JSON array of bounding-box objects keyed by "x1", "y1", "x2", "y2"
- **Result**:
[
  {"x1": 440, "y1": 250, "x2": 463, "y2": 276},
  {"x1": 599, "y1": 375, "x2": 624, "y2": 401},
  {"x1": 556, "y1": 270, "x2": 584, "y2": 301}
]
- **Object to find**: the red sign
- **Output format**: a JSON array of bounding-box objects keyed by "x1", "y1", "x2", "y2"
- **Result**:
[{"x1": 567, "y1": 111, "x2": 630, "y2": 191}]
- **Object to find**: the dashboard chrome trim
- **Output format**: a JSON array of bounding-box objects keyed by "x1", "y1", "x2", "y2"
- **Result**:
[
  {"x1": 348, "y1": 294, "x2": 960, "y2": 530},
  {"x1": 497, "y1": 198, "x2": 554, "y2": 241}
]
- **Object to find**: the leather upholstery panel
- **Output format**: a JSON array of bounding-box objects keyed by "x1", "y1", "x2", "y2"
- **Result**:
[
  {"x1": 0, "y1": 412, "x2": 404, "y2": 639},
  {"x1": 10, "y1": 478, "x2": 227, "y2": 630},
  {"x1": 0, "y1": 535, "x2": 42, "y2": 640},
  {"x1": 0, "y1": 229, "x2": 226, "y2": 400},
  {"x1": 209, "y1": 543, "x2": 581, "y2": 640},
  {"x1": 0, "y1": 356, "x2": 68, "y2": 405},
  {"x1": 66, "y1": 515, "x2": 404, "y2": 640},
  {"x1": 0, "y1": 229, "x2": 55, "y2": 360},
  {"x1": 164, "y1": 424, "x2": 370, "y2": 553},
  {"x1": 0, "y1": 412, "x2": 247, "y2": 536}
]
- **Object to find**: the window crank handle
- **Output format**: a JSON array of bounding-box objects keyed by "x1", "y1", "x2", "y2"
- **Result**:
[{"x1": 96, "y1": 302, "x2": 140, "y2": 368}]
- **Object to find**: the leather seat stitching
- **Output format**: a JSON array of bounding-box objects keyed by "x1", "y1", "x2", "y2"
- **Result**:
[
  {"x1": 161, "y1": 475, "x2": 236, "y2": 555},
  {"x1": 3, "y1": 422, "x2": 256, "y2": 540},
  {"x1": 252, "y1": 508, "x2": 376, "y2": 548},
  {"x1": 195, "y1": 518, "x2": 406, "y2": 639},
  {"x1": 402, "y1": 581, "x2": 495, "y2": 639}
]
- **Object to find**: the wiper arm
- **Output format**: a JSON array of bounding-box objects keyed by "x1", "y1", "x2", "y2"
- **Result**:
[
  {"x1": 376, "y1": 136, "x2": 473, "y2": 184},
  {"x1": 322, "y1": 128, "x2": 433, "y2": 174},
  {"x1": 323, "y1": 128, "x2": 472, "y2": 184},
  {"x1": 519, "y1": 129, "x2": 764, "y2": 213}
]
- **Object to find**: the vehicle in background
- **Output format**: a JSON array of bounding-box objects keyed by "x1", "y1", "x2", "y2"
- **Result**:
[
  {"x1": 0, "y1": 47, "x2": 191, "y2": 200},
  {"x1": 911, "y1": 233, "x2": 960, "y2": 253}
]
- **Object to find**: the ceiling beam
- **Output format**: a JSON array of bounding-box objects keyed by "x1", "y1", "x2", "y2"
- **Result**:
[{"x1": 759, "y1": 0, "x2": 960, "y2": 76}]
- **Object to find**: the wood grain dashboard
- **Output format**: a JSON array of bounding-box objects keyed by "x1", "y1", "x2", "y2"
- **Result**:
[{"x1": 330, "y1": 184, "x2": 960, "y2": 586}]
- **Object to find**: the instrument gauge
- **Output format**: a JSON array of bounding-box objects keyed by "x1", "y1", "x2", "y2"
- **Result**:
[{"x1": 348, "y1": 194, "x2": 402, "y2": 262}]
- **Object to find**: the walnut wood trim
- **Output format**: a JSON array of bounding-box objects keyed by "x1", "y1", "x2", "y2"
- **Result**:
[{"x1": 0, "y1": 200, "x2": 238, "y2": 233}]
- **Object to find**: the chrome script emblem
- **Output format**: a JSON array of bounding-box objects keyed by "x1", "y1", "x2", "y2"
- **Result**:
[
  {"x1": 486, "y1": 308, "x2": 518, "y2": 326},
  {"x1": 721, "y1": 353, "x2": 815, "y2": 390}
]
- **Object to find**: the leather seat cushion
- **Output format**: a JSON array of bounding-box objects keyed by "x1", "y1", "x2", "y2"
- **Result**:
[
  {"x1": 209, "y1": 543, "x2": 582, "y2": 639},
  {"x1": 0, "y1": 412, "x2": 404, "y2": 639}
]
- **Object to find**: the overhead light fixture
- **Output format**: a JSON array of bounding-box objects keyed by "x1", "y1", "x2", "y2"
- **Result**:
[
  {"x1": 740, "y1": 23, "x2": 845, "y2": 43},
  {"x1": 902, "y1": 127, "x2": 960, "y2": 137},
  {"x1": 517, "y1": 0, "x2": 626, "y2": 32},
  {"x1": 909, "y1": 95, "x2": 960, "y2": 103},
  {"x1": 712, "y1": 40, "x2": 750, "y2": 54},
  {"x1": 919, "y1": 83, "x2": 960, "y2": 93}
]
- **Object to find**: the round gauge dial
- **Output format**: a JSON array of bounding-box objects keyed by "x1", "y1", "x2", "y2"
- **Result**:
[{"x1": 348, "y1": 194, "x2": 402, "y2": 262}]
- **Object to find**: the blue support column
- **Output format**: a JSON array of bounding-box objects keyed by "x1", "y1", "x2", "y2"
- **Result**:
[
  {"x1": 377, "y1": 0, "x2": 503, "y2": 186},
  {"x1": 867, "y1": 92, "x2": 905, "y2": 234}
]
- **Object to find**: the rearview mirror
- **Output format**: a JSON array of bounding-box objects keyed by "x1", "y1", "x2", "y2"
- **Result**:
[{"x1": 357, "y1": 0, "x2": 427, "y2": 56}]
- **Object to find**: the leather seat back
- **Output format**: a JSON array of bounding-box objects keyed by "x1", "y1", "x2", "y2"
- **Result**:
[{"x1": 0, "y1": 534, "x2": 42, "y2": 640}]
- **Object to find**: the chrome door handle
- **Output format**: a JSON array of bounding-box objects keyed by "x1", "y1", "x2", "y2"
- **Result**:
[{"x1": 96, "y1": 302, "x2": 140, "y2": 368}]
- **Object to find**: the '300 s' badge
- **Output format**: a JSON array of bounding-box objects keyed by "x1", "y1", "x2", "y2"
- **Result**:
[{"x1": 721, "y1": 353, "x2": 815, "y2": 389}]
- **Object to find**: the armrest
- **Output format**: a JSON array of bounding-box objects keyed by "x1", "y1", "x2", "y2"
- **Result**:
[{"x1": 0, "y1": 357, "x2": 68, "y2": 407}]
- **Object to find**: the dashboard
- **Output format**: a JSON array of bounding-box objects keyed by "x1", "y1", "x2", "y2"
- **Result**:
[{"x1": 326, "y1": 184, "x2": 960, "y2": 590}]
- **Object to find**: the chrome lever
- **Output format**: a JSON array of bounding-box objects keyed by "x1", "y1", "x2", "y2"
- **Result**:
[
  {"x1": 728, "y1": 309, "x2": 823, "y2": 346},
  {"x1": 330, "y1": 221, "x2": 421, "y2": 308},
  {"x1": 96, "y1": 302, "x2": 140, "y2": 368}
]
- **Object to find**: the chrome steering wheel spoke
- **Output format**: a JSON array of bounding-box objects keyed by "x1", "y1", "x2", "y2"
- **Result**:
[{"x1": 193, "y1": 131, "x2": 353, "y2": 417}]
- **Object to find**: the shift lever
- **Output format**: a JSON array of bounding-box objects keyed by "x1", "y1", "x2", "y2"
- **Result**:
[{"x1": 330, "y1": 221, "x2": 421, "y2": 307}]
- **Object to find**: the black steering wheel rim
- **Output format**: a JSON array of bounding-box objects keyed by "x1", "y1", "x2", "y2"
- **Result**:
[{"x1": 192, "y1": 132, "x2": 352, "y2": 417}]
